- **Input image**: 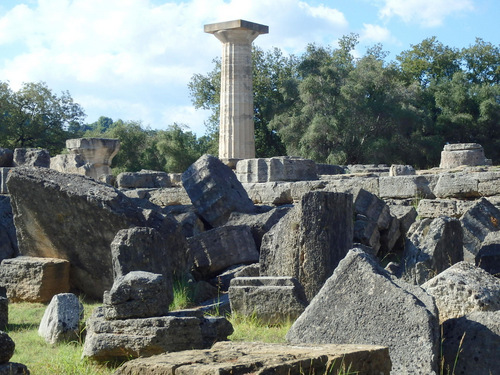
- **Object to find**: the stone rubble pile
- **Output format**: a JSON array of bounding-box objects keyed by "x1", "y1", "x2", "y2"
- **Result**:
[{"x1": 0, "y1": 142, "x2": 499, "y2": 374}]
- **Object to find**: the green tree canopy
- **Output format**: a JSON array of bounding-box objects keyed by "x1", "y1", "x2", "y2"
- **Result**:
[{"x1": 0, "y1": 81, "x2": 85, "y2": 155}]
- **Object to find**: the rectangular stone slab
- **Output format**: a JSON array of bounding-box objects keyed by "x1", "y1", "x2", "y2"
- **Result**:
[{"x1": 114, "y1": 341, "x2": 391, "y2": 375}]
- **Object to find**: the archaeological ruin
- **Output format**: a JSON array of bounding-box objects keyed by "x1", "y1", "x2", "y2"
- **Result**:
[{"x1": 0, "y1": 19, "x2": 498, "y2": 375}]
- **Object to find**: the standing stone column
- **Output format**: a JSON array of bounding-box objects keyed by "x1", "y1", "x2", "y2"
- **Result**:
[{"x1": 205, "y1": 20, "x2": 268, "y2": 162}]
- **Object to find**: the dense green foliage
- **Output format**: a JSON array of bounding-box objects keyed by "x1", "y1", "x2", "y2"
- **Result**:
[
  {"x1": 0, "y1": 82, "x2": 85, "y2": 155},
  {"x1": 2, "y1": 36, "x2": 498, "y2": 171},
  {"x1": 77, "y1": 118, "x2": 210, "y2": 174},
  {"x1": 190, "y1": 36, "x2": 500, "y2": 168}
]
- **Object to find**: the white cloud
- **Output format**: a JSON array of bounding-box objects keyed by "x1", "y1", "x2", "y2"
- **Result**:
[
  {"x1": 0, "y1": 0, "x2": 350, "y2": 132},
  {"x1": 377, "y1": 0, "x2": 474, "y2": 27},
  {"x1": 360, "y1": 23, "x2": 394, "y2": 43}
]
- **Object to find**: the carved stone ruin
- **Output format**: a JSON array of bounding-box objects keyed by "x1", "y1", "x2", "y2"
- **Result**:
[
  {"x1": 205, "y1": 20, "x2": 268, "y2": 163},
  {"x1": 439, "y1": 143, "x2": 491, "y2": 169},
  {"x1": 51, "y1": 138, "x2": 120, "y2": 180}
]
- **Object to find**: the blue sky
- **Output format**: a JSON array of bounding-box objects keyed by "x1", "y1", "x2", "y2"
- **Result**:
[{"x1": 0, "y1": 0, "x2": 498, "y2": 136}]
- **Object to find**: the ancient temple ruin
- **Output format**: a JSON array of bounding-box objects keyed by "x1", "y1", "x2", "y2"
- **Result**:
[{"x1": 205, "y1": 19, "x2": 268, "y2": 163}]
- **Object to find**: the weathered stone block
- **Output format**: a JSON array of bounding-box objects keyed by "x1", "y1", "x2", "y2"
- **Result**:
[
  {"x1": 226, "y1": 205, "x2": 292, "y2": 249},
  {"x1": 82, "y1": 307, "x2": 233, "y2": 361},
  {"x1": 316, "y1": 163, "x2": 344, "y2": 175},
  {"x1": 229, "y1": 276, "x2": 308, "y2": 324},
  {"x1": 442, "y1": 311, "x2": 499, "y2": 375},
  {"x1": 13, "y1": 148, "x2": 50, "y2": 168},
  {"x1": 38, "y1": 293, "x2": 83, "y2": 344},
  {"x1": 439, "y1": 143, "x2": 489, "y2": 169},
  {"x1": 460, "y1": 198, "x2": 500, "y2": 262},
  {"x1": 389, "y1": 164, "x2": 416, "y2": 176},
  {"x1": 260, "y1": 192, "x2": 353, "y2": 301},
  {"x1": 0, "y1": 149, "x2": 13, "y2": 168},
  {"x1": 0, "y1": 195, "x2": 17, "y2": 262},
  {"x1": 114, "y1": 341, "x2": 392, "y2": 375},
  {"x1": 402, "y1": 217, "x2": 463, "y2": 285},
  {"x1": 242, "y1": 182, "x2": 293, "y2": 205},
  {"x1": 434, "y1": 173, "x2": 479, "y2": 198},
  {"x1": 0, "y1": 331, "x2": 15, "y2": 364},
  {"x1": 286, "y1": 248, "x2": 440, "y2": 375},
  {"x1": 103, "y1": 271, "x2": 172, "y2": 320},
  {"x1": 422, "y1": 262, "x2": 500, "y2": 322},
  {"x1": 147, "y1": 187, "x2": 191, "y2": 206},
  {"x1": 235, "y1": 156, "x2": 317, "y2": 183},
  {"x1": 111, "y1": 227, "x2": 174, "y2": 280},
  {"x1": 417, "y1": 199, "x2": 459, "y2": 218},
  {"x1": 476, "y1": 231, "x2": 500, "y2": 276},
  {"x1": 116, "y1": 170, "x2": 171, "y2": 189},
  {"x1": 65, "y1": 138, "x2": 120, "y2": 179},
  {"x1": 0, "y1": 256, "x2": 69, "y2": 303},
  {"x1": 182, "y1": 154, "x2": 255, "y2": 227},
  {"x1": 6, "y1": 167, "x2": 151, "y2": 299},
  {"x1": 379, "y1": 175, "x2": 437, "y2": 199},
  {"x1": 0, "y1": 168, "x2": 12, "y2": 194},
  {"x1": 188, "y1": 225, "x2": 259, "y2": 280},
  {"x1": 477, "y1": 171, "x2": 500, "y2": 196}
]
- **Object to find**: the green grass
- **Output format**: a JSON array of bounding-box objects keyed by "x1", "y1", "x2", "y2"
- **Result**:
[
  {"x1": 227, "y1": 312, "x2": 292, "y2": 343},
  {"x1": 7, "y1": 302, "x2": 116, "y2": 375}
]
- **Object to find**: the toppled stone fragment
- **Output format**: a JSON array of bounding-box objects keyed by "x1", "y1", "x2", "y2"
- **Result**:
[
  {"x1": 103, "y1": 271, "x2": 172, "y2": 320},
  {"x1": 402, "y1": 217, "x2": 463, "y2": 284},
  {"x1": 38, "y1": 293, "x2": 83, "y2": 344},
  {"x1": 182, "y1": 154, "x2": 255, "y2": 227},
  {"x1": 422, "y1": 261, "x2": 500, "y2": 322},
  {"x1": 229, "y1": 276, "x2": 308, "y2": 324},
  {"x1": 260, "y1": 192, "x2": 353, "y2": 301},
  {"x1": 286, "y1": 248, "x2": 440, "y2": 375},
  {"x1": 113, "y1": 341, "x2": 392, "y2": 375}
]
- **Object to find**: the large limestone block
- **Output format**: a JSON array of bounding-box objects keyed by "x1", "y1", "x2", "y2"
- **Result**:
[
  {"x1": 116, "y1": 170, "x2": 171, "y2": 189},
  {"x1": 379, "y1": 175, "x2": 437, "y2": 199},
  {"x1": 422, "y1": 261, "x2": 500, "y2": 322},
  {"x1": 13, "y1": 148, "x2": 50, "y2": 167},
  {"x1": 323, "y1": 175, "x2": 380, "y2": 196},
  {"x1": 417, "y1": 199, "x2": 459, "y2": 218},
  {"x1": 0, "y1": 195, "x2": 17, "y2": 262},
  {"x1": 103, "y1": 271, "x2": 172, "y2": 320},
  {"x1": 442, "y1": 311, "x2": 500, "y2": 375},
  {"x1": 146, "y1": 187, "x2": 191, "y2": 206},
  {"x1": 0, "y1": 149, "x2": 13, "y2": 168},
  {"x1": 82, "y1": 307, "x2": 233, "y2": 361},
  {"x1": 476, "y1": 231, "x2": 500, "y2": 275},
  {"x1": 242, "y1": 182, "x2": 293, "y2": 205},
  {"x1": 439, "y1": 143, "x2": 489, "y2": 168},
  {"x1": 260, "y1": 192, "x2": 353, "y2": 301},
  {"x1": 38, "y1": 293, "x2": 83, "y2": 344},
  {"x1": 6, "y1": 167, "x2": 151, "y2": 299},
  {"x1": 460, "y1": 197, "x2": 500, "y2": 262},
  {"x1": 228, "y1": 276, "x2": 308, "y2": 324},
  {"x1": 114, "y1": 341, "x2": 392, "y2": 375},
  {"x1": 65, "y1": 138, "x2": 120, "y2": 179},
  {"x1": 476, "y1": 171, "x2": 500, "y2": 196},
  {"x1": 111, "y1": 226, "x2": 183, "y2": 281},
  {"x1": 433, "y1": 173, "x2": 479, "y2": 199},
  {"x1": 0, "y1": 256, "x2": 69, "y2": 303},
  {"x1": 0, "y1": 168, "x2": 12, "y2": 194},
  {"x1": 226, "y1": 205, "x2": 292, "y2": 249},
  {"x1": 0, "y1": 295, "x2": 7, "y2": 331},
  {"x1": 187, "y1": 225, "x2": 259, "y2": 280},
  {"x1": 402, "y1": 217, "x2": 463, "y2": 285},
  {"x1": 182, "y1": 154, "x2": 255, "y2": 227},
  {"x1": 49, "y1": 153, "x2": 90, "y2": 177},
  {"x1": 286, "y1": 248, "x2": 440, "y2": 375},
  {"x1": 235, "y1": 156, "x2": 318, "y2": 183},
  {"x1": 0, "y1": 331, "x2": 15, "y2": 364}
]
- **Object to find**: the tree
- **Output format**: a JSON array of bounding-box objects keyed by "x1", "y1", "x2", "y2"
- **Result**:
[
  {"x1": 156, "y1": 123, "x2": 209, "y2": 172},
  {"x1": 0, "y1": 81, "x2": 85, "y2": 155}
]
